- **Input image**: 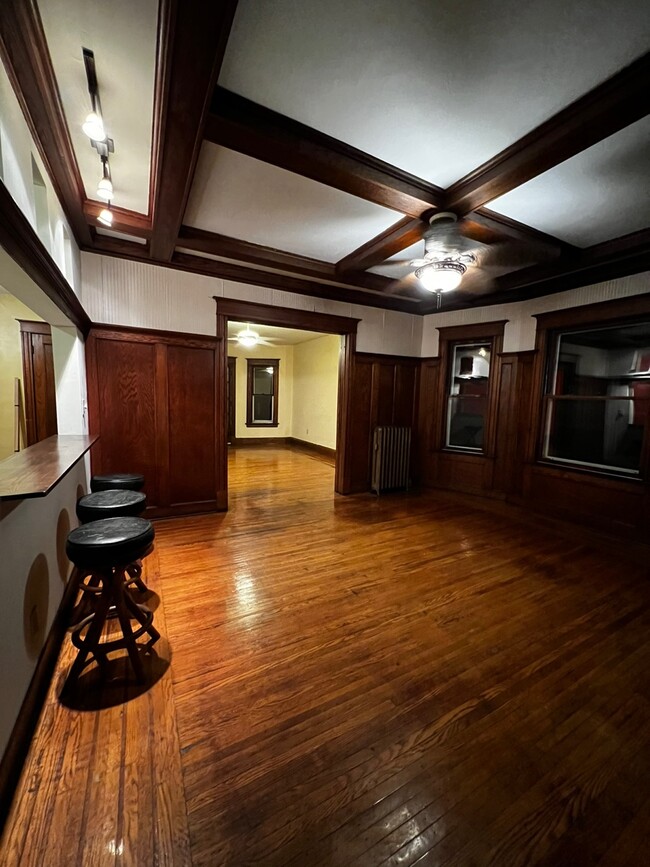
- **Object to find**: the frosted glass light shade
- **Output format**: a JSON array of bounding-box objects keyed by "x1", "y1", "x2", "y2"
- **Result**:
[
  {"x1": 82, "y1": 111, "x2": 106, "y2": 141},
  {"x1": 97, "y1": 207, "x2": 113, "y2": 227},
  {"x1": 96, "y1": 177, "x2": 113, "y2": 201},
  {"x1": 417, "y1": 263, "x2": 464, "y2": 293},
  {"x1": 237, "y1": 328, "x2": 259, "y2": 347}
]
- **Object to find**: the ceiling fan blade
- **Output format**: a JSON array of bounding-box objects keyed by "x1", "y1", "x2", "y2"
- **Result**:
[
  {"x1": 378, "y1": 258, "x2": 419, "y2": 268},
  {"x1": 479, "y1": 239, "x2": 560, "y2": 271},
  {"x1": 385, "y1": 271, "x2": 422, "y2": 297},
  {"x1": 459, "y1": 268, "x2": 495, "y2": 296}
]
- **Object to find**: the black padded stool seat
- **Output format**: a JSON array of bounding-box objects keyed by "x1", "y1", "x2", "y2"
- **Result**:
[
  {"x1": 65, "y1": 517, "x2": 159, "y2": 685},
  {"x1": 66, "y1": 517, "x2": 154, "y2": 571},
  {"x1": 76, "y1": 489, "x2": 146, "y2": 524},
  {"x1": 90, "y1": 472, "x2": 145, "y2": 493}
]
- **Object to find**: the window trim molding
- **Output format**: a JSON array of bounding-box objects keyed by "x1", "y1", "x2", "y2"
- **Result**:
[{"x1": 246, "y1": 358, "x2": 279, "y2": 428}]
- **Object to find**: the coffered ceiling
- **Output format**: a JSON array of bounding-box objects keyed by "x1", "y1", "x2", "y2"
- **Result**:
[{"x1": 0, "y1": 0, "x2": 648, "y2": 315}]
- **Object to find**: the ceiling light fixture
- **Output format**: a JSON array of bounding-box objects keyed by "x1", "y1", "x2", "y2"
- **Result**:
[
  {"x1": 415, "y1": 259, "x2": 466, "y2": 293},
  {"x1": 237, "y1": 327, "x2": 259, "y2": 348},
  {"x1": 96, "y1": 155, "x2": 113, "y2": 201},
  {"x1": 97, "y1": 202, "x2": 113, "y2": 227},
  {"x1": 82, "y1": 108, "x2": 106, "y2": 142}
]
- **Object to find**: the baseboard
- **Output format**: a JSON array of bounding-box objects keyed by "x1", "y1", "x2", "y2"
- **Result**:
[
  {"x1": 231, "y1": 436, "x2": 290, "y2": 446},
  {"x1": 0, "y1": 570, "x2": 79, "y2": 836},
  {"x1": 287, "y1": 437, "x2": 336, "y2": 460}
]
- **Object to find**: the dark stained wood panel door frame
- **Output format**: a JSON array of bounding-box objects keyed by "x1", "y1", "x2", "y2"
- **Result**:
[
  {"x1": 19, "y1": 319, "x2": 57, "y2": 447},
  {"x1": 215, "y1": 298, "x2": 359, "y2": 495}
]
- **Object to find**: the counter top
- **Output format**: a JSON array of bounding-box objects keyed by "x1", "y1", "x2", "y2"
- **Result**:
[{"x1": 0, "y1": 435, "x2": 97, "y2": 501}]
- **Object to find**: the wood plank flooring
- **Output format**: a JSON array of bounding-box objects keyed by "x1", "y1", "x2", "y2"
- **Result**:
[{"x1": 2, "y1": 445, "x2": 650, "y2": 865}]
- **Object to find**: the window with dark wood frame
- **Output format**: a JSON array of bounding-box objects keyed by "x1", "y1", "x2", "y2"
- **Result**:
[
  {"x1": 433, "y1": 322, "x2": 505, "y2": 457},
  {"x1": 534, "y1": 298, "x2": 650, "y2": 481},
  {"x1": 246, "y1": 358, "x2": 279, "y2": 427}
]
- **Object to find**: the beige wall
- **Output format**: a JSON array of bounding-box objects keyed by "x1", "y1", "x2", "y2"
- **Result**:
[
  {"x1": 228, "y1": 343, "x2": 294, "y2": 439},
  {"x1": 0, "y1": 293, "x2": 43, "y2": 460},
  {"x1": 292, "y1": 334, "x2": 340, "y2": 449}
]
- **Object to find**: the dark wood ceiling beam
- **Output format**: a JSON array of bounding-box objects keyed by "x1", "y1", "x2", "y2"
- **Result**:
[
  {"x1": 149, "y1": 0, "x2": 239, "y2": 262},
  {"x1": 84, "y1": 200, "x2": 151, "y2": 239},
  {"x1": 0, "y1": 0, "x2": 92, "y2": 246},
  {"x1": 336, "y1": 217, "x2": 427, "y2": 274},
  {"x1": 445, "y1": 52, "x2": 650, "y2": 215},
  {"x1": 206, "y1": 89, "x2": 444, "y2": 218},
  {"x1": 177, "y1": 225, "x2": 393, "y2": 293}
]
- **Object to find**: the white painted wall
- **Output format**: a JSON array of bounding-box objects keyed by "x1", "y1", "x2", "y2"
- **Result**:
[
  {"x1": 80, "y1": 253, "x2": 424, "y2": 357},
  {"x1": 421, "y1": 272, "x2": 650, "y2": 356},
  {"x1": 0, "y1": 55, "x2": 89, "y2": 766}
]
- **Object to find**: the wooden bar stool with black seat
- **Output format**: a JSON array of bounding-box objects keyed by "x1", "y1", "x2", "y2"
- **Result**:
[
  {"x1": 90, "y1": 472, "x2": 145, "y2": 493},
  {"x1": 65, "y1": 517, "x2": 160, "y2": 685},
  {"x1": 76, "y1": 489, "x2": 149, "y2": 593}
]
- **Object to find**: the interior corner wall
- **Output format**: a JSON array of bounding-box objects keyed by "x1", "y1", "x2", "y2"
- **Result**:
[
  {"x1": 292, "y1": 334, "x2": 340, "y2": 450},
  {"x1": 420, "y1": 271, "x2": 650, "y2": 356},
  {"x1": 80, "y1": 252, "x2": 424, "y2": 357},
  {"x1": 228, "y1": 342, "x2": 294, "y2": 439}
]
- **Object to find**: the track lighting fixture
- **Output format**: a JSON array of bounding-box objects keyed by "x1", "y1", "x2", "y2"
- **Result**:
[
  {"x1": 96, "y1": 156, "x2": 113, "y2": 201},
  {"x1": 97, "y1": 203, "x2": 113, "y2": 227},
  {"x1": 82, "y1": 108, "x2": 106, "y2": 142}
]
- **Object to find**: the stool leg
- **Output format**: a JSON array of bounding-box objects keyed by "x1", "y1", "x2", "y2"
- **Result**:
[
  {"x1": 123, "y1": 590, "x2": 160, "y2": 646},
  {"x1": 126, "y1": 560, "x2": 148, "y2": 593},
  {"x1": 112, "y1": 571, "x2": 145, "y2": 682},
  {"x1": 66, "y1": 575, "x2": 112, "y2": 686}
]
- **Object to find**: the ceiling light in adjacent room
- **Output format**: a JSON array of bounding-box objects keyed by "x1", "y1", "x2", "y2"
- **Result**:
[
  {"x1": 237, "y1": 327, "x2": 259, "y2": 348},
  {"x1": 82, "y1": 110, "x2": 106, "y2": 142}
]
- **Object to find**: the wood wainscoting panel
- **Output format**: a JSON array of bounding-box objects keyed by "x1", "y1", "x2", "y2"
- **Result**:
[
  {"x1": 348, "y1": 353, "x2": 420, "y2": 493},
  {"x1": 167, "y1": 344, "x2": 218, "y2": 509},
  {"x1": 86, "y1": 326, "x2": 224, "y2": 517}
]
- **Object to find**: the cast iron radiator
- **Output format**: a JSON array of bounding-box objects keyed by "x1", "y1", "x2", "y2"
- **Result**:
[{"x1": 371, "y1": 426, "x2": 411, "y2": 494}]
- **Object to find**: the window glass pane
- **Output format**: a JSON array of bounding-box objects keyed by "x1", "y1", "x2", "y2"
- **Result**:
[
  {"x1": 447, "y1": 395, "x2": 487, "y2": 449},
  {"x1": 544, "y1": 398, "x2": 642, "y2": 474},
  {"x1": 253, "y1": 367, "x2": 273, "y2": 395},
  {"x1": 544, "y1": 322, "x2": 650, "y2": 476},
  {"x1": 253, "y1": 394, "x2": 273, "y2": 422},
  {"x1": 446, "y1": 342, "x2": 491, "y2": 450}
]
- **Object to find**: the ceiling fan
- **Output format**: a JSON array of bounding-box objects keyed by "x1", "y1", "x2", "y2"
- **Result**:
[
  {"x1": 227, "y1": 323, "x2": 281, "y2": 348},
  {"x1": 382, "y1": 212, "x2": 555, "y2": 305}
]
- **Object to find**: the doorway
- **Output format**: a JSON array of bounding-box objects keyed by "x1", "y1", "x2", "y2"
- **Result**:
[
  {"x1": 19, "y1": 319, "x2": 57, "y2": 445},
  {"x1": 215, "y1": 298, "x2": 359, "y2": 505}
]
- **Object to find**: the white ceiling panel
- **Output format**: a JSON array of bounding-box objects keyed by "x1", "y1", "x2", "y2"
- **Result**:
[
  {"x1": 219, "y1": 0, "x2": 650, "y2": 187},
  {"x1": 487, "y1": 117, "x2": 650, "y2": 247},
  {"x1": 228, "y1": 321, "x2": 326, "y2": 345},
  {"x1": 184, "y1": 143, "x2": 400, "y2": 262},
  {"x1": 38, "y1": 0, "x2": 158, "y2": 214}
]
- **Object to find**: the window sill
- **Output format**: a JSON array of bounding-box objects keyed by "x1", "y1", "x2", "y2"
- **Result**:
[{"x1": 245, "y1": 423, "x2": 279, "y2": 429}]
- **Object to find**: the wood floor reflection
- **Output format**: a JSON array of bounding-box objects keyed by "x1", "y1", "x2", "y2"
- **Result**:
[{"x1": 2, "y1": 445, "x2": 650, "y2": 865}]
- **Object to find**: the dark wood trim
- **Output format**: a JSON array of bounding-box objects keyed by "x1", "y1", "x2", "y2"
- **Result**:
[
  {"x1": 207, "y1": 88, "x2": 444, "y2": 219},
  {"x1": 214, "y1": 297, "x2": 360, "y2": 335},
  {"x1": 83, "y1": 200, "x2": 151, "y2": 239},
  {"x1": 177, "y1": 226, "x2": 394, "y2": 294},
  {"x1": 149, "y1": 0, "x2": 239, "y2": 261},
  {"x1": 17, "y1": 319, "x2": 51, "y2": 335},
  {"x1": 336, "y1": 217, "x2": 426, "y2": 274},
  {"x1": 0, "y1": 0, "x2": 92, "y2": 246},
  {"x1": 436, "y1": 321, "x2": 508, "y2": 341},
  {"x1": 444, "y1": 52, "x2": 650, "y2": 214},
  {"x1": 533, "y1": 292, "x2": 650, "y2": 330},
  {"x1": 0, "y1": 563, "x2": 80, "y2": 835},
  {"x1": 355, "y1": 351, "x2": 422, "y2": 366},
  {"x1": 0, "y1": 181, "x2": 91, "y2": 336},
  {"x1": 89, "y1": 321, "x2": 221, "y2": 345},
  {"x1": 246, "y1": 358, "x2": 279, "y2": 428},
  {"x1": 335, "y1": 331, "x2": 357, "y2": 495},
  {"x1": 287, "y1": 437, "x2": 336, "y2": 461},
  {"x1": 19, "y1": 319, "x2": 54, "y2": 447}
]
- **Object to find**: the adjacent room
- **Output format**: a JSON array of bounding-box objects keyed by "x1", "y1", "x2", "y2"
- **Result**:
[{"x1": 0, "y1": 1, "x2": 649, "y2": 865}]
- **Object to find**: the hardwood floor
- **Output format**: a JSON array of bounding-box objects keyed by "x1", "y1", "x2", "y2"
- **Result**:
[{"x1": 2, "y1": 445, "x2": 650, "y2": 865}]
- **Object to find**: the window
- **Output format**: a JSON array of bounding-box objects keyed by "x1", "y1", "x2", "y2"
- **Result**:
[
  {"x1": 31, "y1": 156, "x2": 50, "y2": 250},
  {"x1": 445, "y1": 341, "x2": 492, "y2": 451},
  {"x1": 246, "y1": 359, "x2": 279, "y2": 427},
  {"x1": 541, "y1": 321, "x2": 650, "y2": 477}
]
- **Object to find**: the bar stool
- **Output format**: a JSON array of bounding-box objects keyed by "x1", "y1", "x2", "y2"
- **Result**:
[
  {"x1": 90, "y1": 472, "x2": 145, "y2": 493},
  {"x1": 65, "y1": 517, "x2": 160, "y2": 685},
  {"x1": 76, "y1": 489, "x2": 149, "y2": 593}
]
